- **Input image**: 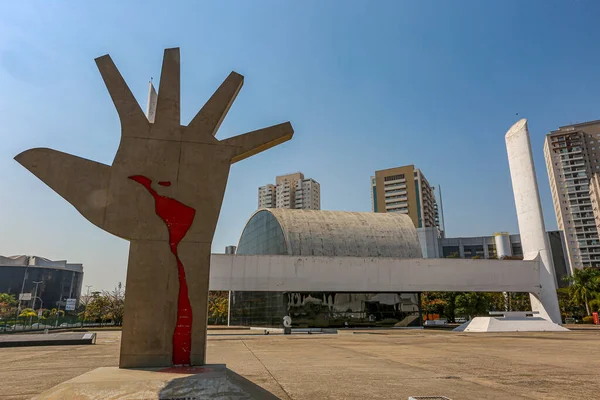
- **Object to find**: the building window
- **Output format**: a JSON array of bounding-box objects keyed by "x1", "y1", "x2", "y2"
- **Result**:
[{"x1": 384, "y1": 174, "x2": 405, "y2": 182}]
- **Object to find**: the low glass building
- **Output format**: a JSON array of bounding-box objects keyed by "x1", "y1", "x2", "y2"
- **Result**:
[
  {"x1": 229, "y1": 209, "x2": 423, "y2": 328},
  {"x1": 0, "y1": 255, "x2": 83, "y2": 310}
]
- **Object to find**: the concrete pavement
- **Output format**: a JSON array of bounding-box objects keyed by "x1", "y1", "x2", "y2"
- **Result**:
[{"x1": 1, "y1": 329, "x2": 599, "y2": 399}]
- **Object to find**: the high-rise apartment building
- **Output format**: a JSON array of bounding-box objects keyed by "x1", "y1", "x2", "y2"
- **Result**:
[
  {"x1": 258, "y1": 172, "x2": 320, "y2": 210},
  {"x1": 544, "y1": 120, "x2": 600, "y2": 271},
  {"x1": 258, "y1": 184, "x2": 276, "y2": 208},
  {"x1": 371, "y1": 165, "x2": 439, "y2": 229}
]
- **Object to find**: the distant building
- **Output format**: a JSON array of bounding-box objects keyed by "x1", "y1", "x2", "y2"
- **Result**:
[
  {"x1": 257, "y1": 184, "x2": 276, "y2": 208},
  {"x1": 544, "y1": 120, "x2": 600, "y2": 271},
  {"x1": 258, "y1": 172, "x2": 320, "y2": 210},
  {"x1": 225, "y1": 246, "x2": 237, "y2": 254},
  {"x1": 229, "y1": 208, "x2": 422, "y2": 328},
  {"x1": 416, "y1": 229, "x2": 570, "y2": 288},
  {"x1": 0, "y1": 255, "x2": 84, "y2": 309},
  {"x1": 371, "y1": 165, "x2": 439, "y2": 230}
]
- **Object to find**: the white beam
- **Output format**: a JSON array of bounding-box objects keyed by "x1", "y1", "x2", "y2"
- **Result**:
[{"x1": 209, "y1": 254, "x2": 541, "y2": 294}]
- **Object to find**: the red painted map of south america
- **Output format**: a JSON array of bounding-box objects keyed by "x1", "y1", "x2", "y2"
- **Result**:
[{"x1": 129, "y1": 175, "x2": 196, "y2": 366}]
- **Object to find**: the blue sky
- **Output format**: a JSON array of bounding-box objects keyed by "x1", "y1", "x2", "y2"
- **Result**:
[{"x1": 2, "y1": 1, "x2": 600, "y2": 290}]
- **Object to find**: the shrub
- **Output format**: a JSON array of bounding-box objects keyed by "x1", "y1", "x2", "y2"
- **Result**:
[{"x1": 582, "y1": 316, "x2": 594, "y2": 324}]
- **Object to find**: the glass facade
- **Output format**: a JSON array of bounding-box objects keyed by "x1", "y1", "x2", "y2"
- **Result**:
[
  {"x1": 230, "y1": 291, "x2": 421, "y2": 328},
  {"x1": 231, "y1": 210, "x2": 423, "y2": 328},
  {"x1": 0, "y1": 266, "x2": 83, "y2": 309},
  {"x1": 237, "y1": 210, "x2": 287, "y2": 255}
]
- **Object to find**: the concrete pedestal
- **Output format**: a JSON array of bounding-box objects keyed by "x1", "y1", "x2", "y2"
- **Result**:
[
  {"x1": 32, "y1": 365, "x2": 279, "y2": 400},
  {"x1": 453, "y1": 312, "x2": 569, "y2": 333}
]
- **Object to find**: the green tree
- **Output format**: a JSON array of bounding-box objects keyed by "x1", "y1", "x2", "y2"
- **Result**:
[
  {"x1": 440, "y1": 292, "x2": 459, "y2": 322},
  {"x1": 488, "y1": 292, "x2": 506, "y2": 311},
  {"x1": 455, "y1": 292, "x2": 492, "y2": 320},
  {"x1": 0, "y1": 293, "x2": 17, "y2": 319},
  {"x1": 103, "y1": 283, "x2": 125, "y2": 325},
  {"x1": 83, "y1": 293, "x2": 110, "y2": 322},
  {"x1": 79, "y1": 284, "x2": 125, "y2": 325},
  {"x1": 421, "y1": 292, "x2": 447, "y2": 317},
  {"x1": 564, "y1": 267, "x2": 600, "y2": 316},
  {"x1": 49, "y1": 308, "x2": 65, "y2": 317},
  {"x1": 508, "y1": 292, "x2": 532, "y2": 311},
  {"x1": 208, "y1": 291, "x2": 228, "y2": 325},
  {"x1": 19, "y1": 308, "x2": 37, "y2": 318},
  {"x1": 557, "y1": 287, "x2": 585, "y2": 319}
]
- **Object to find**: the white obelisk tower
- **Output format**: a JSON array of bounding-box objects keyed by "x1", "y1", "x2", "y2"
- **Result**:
[
  {"x1": 146, "y1": 80, "x2": 157, "y2": 123},
  {"x1": 505, "y1": 119, "x2": 562, "y2": 324}
]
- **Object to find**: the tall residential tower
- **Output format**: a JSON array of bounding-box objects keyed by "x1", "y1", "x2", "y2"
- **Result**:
[
  {"x1": 544, "y1": 120, "x2": 600, "y2": 271},
  {"x1": 371, "y1": 165, "x2": 439, "y2": 229},
  {"x1": 258, "y1": 172, "x2": 321, "y2": 210}
]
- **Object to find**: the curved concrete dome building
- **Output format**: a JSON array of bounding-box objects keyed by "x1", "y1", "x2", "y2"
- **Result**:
[
  {"x1": 230, "y1": 209, "x2": 423, "y2": 329},
  {"x1": 236, "y1": 208, "x2": 422, "y2": 258}
]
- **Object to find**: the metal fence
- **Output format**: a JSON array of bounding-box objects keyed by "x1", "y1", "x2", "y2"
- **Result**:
[{"x1": 0, "y1": 317, "x2": 117, "y2": 333}]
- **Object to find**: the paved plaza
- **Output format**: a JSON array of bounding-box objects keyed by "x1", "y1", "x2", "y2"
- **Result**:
[{"x1": 1, "y1": 328, "x2": 599, "y2": 399}]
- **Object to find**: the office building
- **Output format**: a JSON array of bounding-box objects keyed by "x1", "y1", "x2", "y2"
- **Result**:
[
  {"x1": 0, "y1": 255, "x2": 84, "y2": 310},
  {"x1": 416, "y1": 229, "x2": 570, "y2": 288},
  {"x1": 544, "y1": 120, "x2": 600, "y2": 271},
  {"x1": 371, "y1": 165, "x2": 439, "y2": 229},
  {"x1": 229, "y1": 208, "x2": 422, "y2": 328},
  {"x1": 258, "y1": 172, "x2": 320, "y2": 210}
]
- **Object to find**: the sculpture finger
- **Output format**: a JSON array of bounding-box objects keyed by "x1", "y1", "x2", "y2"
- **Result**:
[
  {"x1": 15, "y1": 148, "x2": 111, "y2": 229},
  {"x1": 95, "y1": 54, "x2": 148, "y2": 132},
  {"x1": 154, "y1": 48, "x2": 181, "y2": 128},
  {"x1": 221, "y1": 122, "x2": 294, "y2": 163},
  {"x1": 185, "y1": 72, "x2": 244, "y2": 140}
]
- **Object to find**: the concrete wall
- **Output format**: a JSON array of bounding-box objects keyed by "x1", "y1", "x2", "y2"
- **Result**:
[
  {"x1": 209, "y1": 254, "x2": 541, "y2": 295},
  {"x1": 416, "y1": 227, "x2": 442, "y2": 258}
]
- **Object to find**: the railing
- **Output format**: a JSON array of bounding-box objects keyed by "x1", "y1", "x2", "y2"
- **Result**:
[{"x1": 0, "y1": 317, "x2": 119, "y2": 334}]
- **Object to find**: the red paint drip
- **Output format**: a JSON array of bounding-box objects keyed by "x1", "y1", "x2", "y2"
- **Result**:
[
  {"x1": 159, "y1": 181, "x2": 172, "y2": 186},
  {"x1": 129, "y1": 175, "x2": 196, "y2": 366}
]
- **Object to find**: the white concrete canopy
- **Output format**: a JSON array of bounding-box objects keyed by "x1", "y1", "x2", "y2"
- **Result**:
[{"x1": 209, "y1": 254, "x2": 542, "y2": 294}]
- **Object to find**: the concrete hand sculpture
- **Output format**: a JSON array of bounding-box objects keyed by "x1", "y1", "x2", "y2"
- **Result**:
[{"x1": 15, "y1": 48, "x2": 293, "y2": 367}]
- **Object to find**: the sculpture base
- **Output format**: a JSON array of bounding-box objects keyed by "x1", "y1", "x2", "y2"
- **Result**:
[
  {"x1": 453, "y1": 312, "x2": 569, "y2": 332},
  {"x1": 32, "y1": 365, "x2": 279, "y2": 400}
]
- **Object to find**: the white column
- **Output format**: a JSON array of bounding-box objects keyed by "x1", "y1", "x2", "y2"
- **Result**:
[
  {"x1": 146, "y1": 81, "x2": 157, "y2": 123},
  {"x1": 505, "y1": 119, "x2": 562, "y2": 324}
]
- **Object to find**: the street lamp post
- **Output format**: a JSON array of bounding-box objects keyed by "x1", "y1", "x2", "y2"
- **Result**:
[
  {"x1": 32, "y1": 281, "x2": 42, "y2": 310},
  {"x1": 55, "y1": 299, "x2": 64, "y2": 328},
  {"x1": 29, "y1": 281, "x2": 43, "y2": 326},
  {"x1": 15, "y1": 266, "x2": 29, "y2": 325},
  {"x1": 82, "y1": 285, "x2": 92, "y2": 328}
]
